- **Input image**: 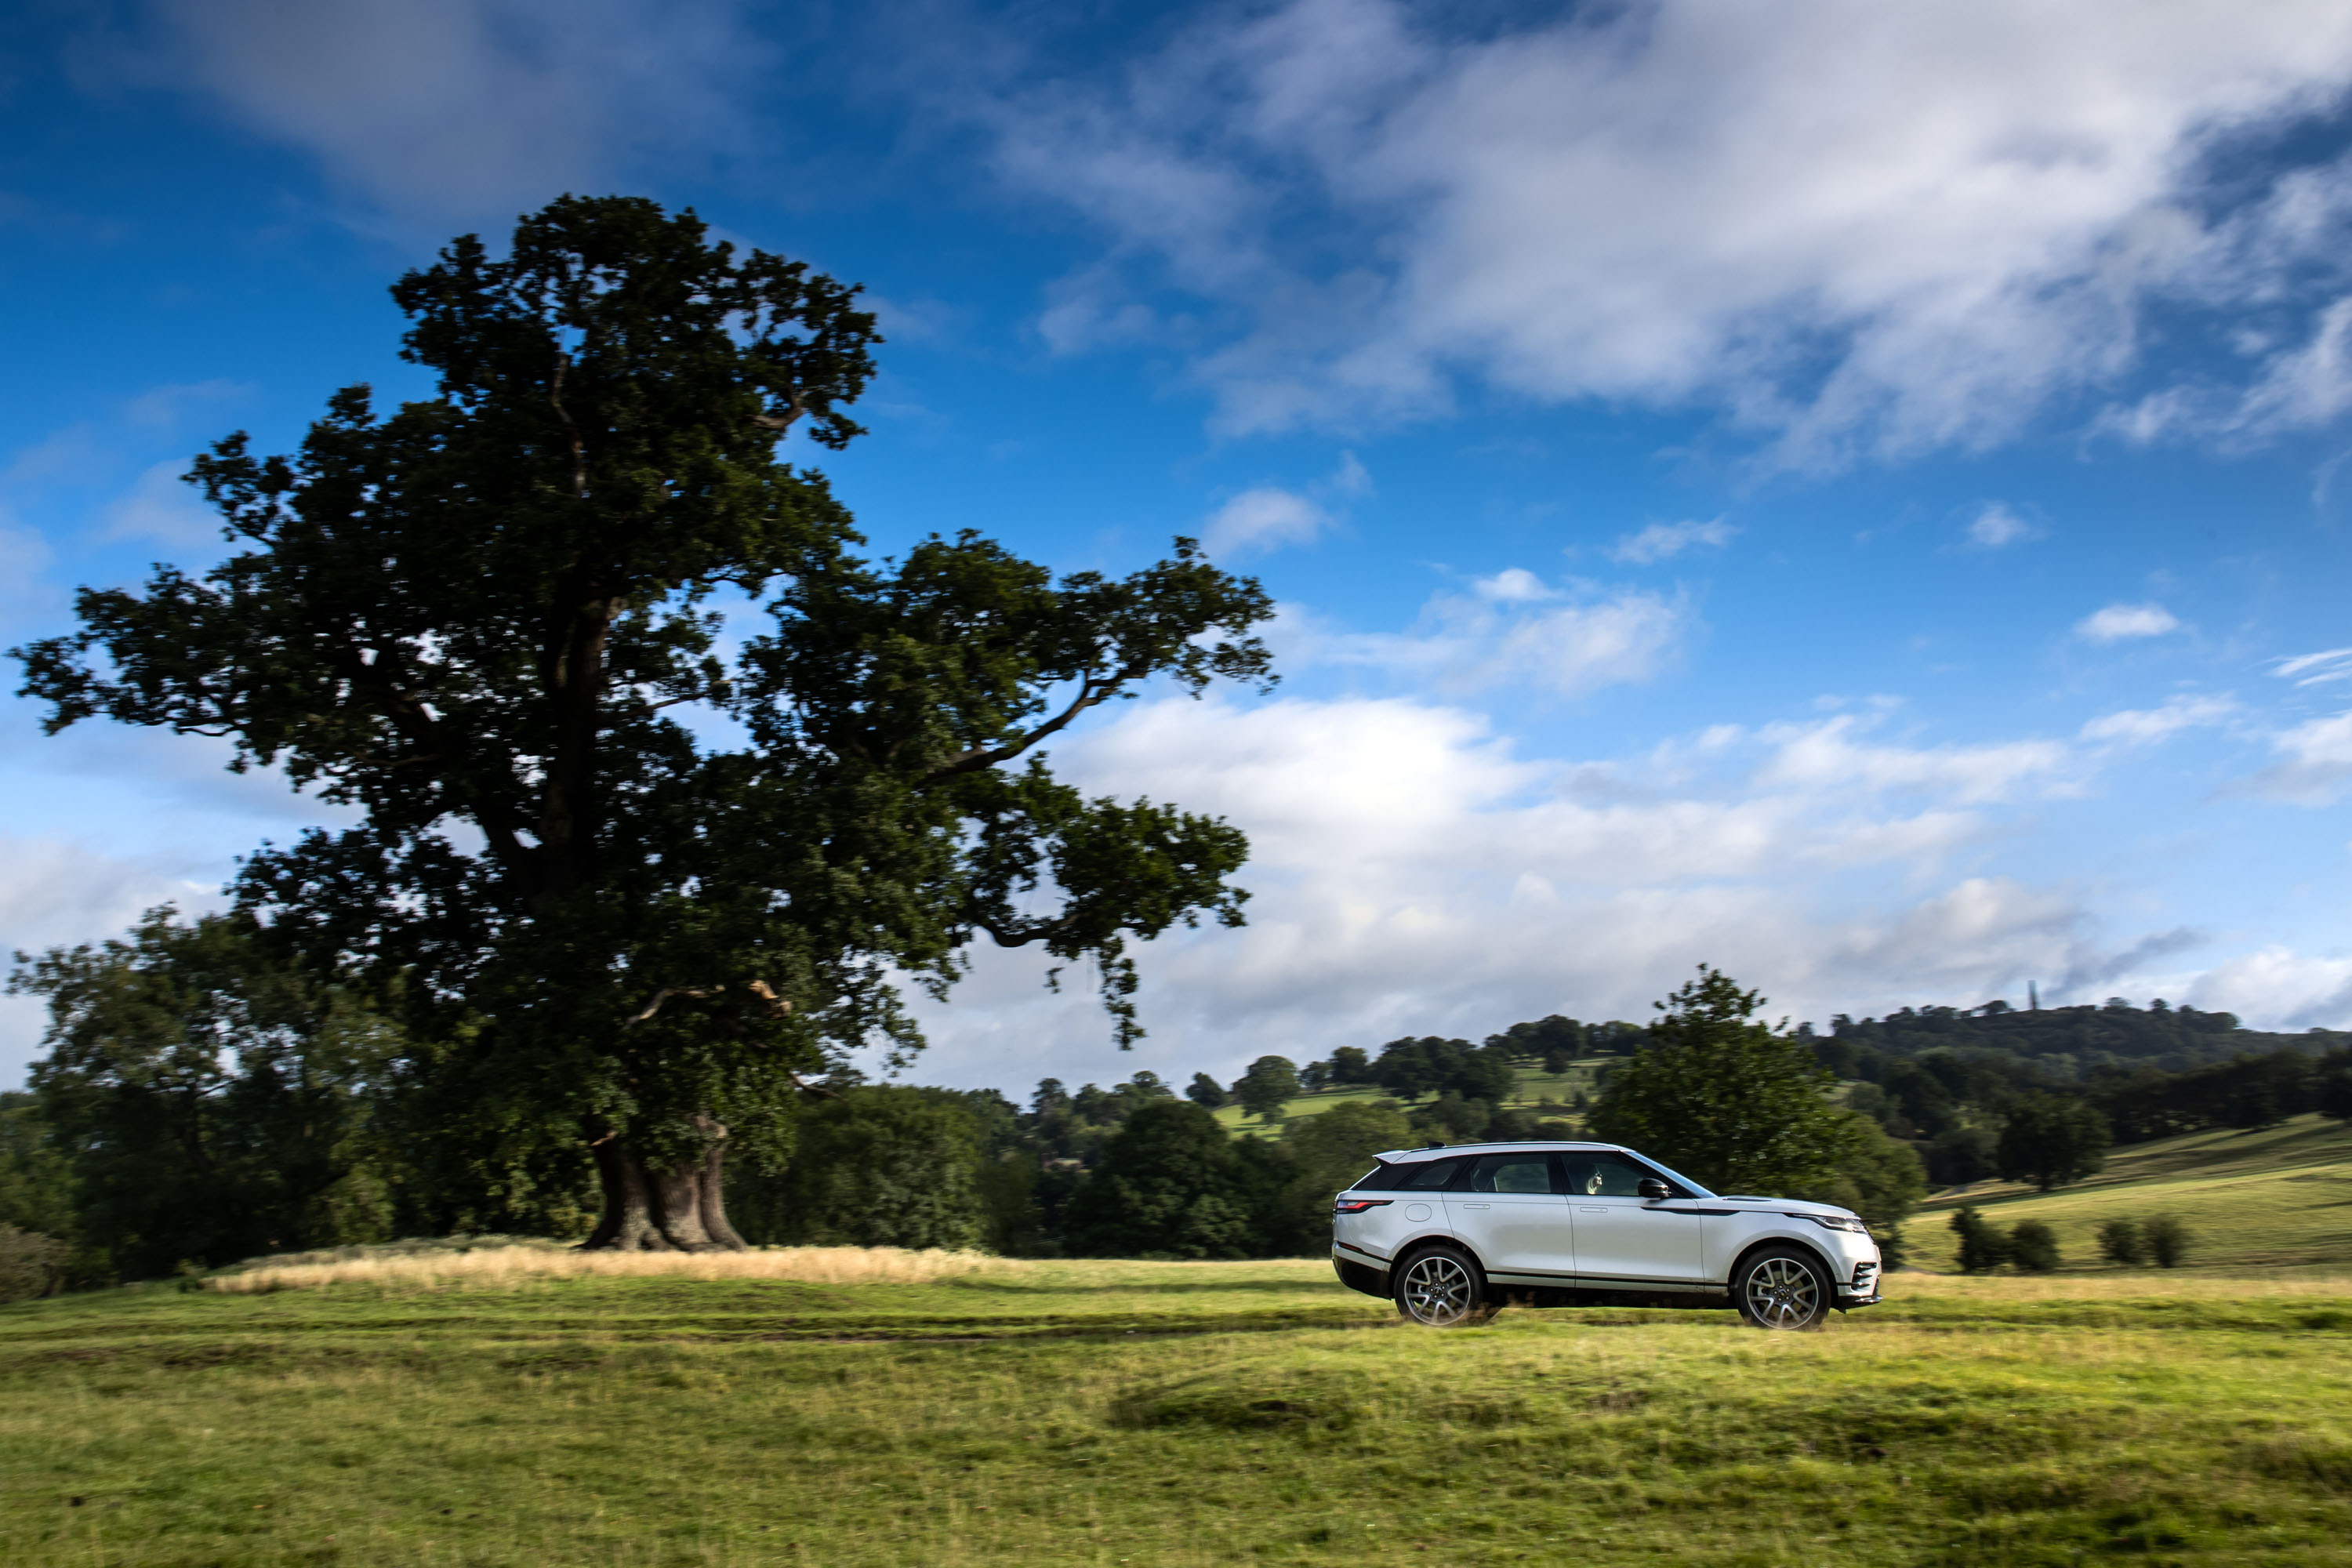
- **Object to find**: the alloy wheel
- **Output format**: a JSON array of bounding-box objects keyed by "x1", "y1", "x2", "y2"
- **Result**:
[
  {"x1": 1399, "y1": 1253, "x2": 1477, "y2": 1326},
  {"x1": 1743, "y1": 1255, "x2": 1821, "y2": 1328}
]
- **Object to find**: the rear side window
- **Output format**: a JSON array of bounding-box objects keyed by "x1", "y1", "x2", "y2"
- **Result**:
[
  {"x1": 1467, "y1": 1152, "x2": 1559, "y2": 1194},
  {"x1": 1359, "y1": 1156, "x2": 1468, "y2": 1190}
]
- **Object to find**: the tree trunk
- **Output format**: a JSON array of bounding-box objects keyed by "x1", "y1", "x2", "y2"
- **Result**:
[{"x1": 582, "y1": 1116, "x2": 746, "y2": 1251}]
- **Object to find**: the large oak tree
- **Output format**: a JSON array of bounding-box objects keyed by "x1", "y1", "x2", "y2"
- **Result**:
[{"x1": 16, "y1": 196, "x2": 1275, "y2": 1250}]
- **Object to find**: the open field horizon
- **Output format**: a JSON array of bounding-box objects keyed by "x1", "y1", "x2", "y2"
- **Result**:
[{"x1": 7, "y1": 1256, "x2": 2352, "y2": 1566}]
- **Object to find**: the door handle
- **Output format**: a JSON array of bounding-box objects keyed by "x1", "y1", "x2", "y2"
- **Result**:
[
  {"x1": 1460, "y1": 1203, "x2": 1490, "y2": 1210},
  {"x1": 1579, "y1": 1207, "x2": 1606, "y2": 1213}
]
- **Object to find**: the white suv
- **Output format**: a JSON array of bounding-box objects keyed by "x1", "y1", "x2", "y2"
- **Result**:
[{"x1": 1330, "y1": 1140, "x2": 1882, "y2": 1330}]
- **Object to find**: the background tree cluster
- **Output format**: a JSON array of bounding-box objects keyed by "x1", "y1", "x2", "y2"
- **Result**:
[
  {"x1": 11, "y1": 915, "x2": 2347, "y2": 1287},
  {"x1": 1818, "y1": 1002, "x2": 2352, "y2": 1189}
]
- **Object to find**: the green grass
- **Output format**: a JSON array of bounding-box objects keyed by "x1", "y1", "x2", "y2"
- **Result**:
[
  {"x1": 8, "y1": 1260, "x2": 2352, "y2": 1565},
  {"x1": 1910, "y1": 1113, "x2": 2352, "y2": 1272}
]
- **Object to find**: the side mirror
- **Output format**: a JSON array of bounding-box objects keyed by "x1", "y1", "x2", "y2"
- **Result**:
[{"x1": 1637, "y1": 1177, "x2": 1671, "y2": 1200}]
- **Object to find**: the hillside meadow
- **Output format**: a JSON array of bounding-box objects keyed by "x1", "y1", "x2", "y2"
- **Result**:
[
  {"x1": 5, "y1": 1250, "x2": 2352, "y2": 1567},
  {"x1": 1910, "y1": 1113, "x2": 2352, "y2": 1272}
]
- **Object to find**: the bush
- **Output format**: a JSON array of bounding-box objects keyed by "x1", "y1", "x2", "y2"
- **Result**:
[
  {"x1": 2095, "y1": 1217, "x2": 2147, "y2": 1266},
  {"x1": 0, "y1": 1224, "x2": 67, "y2": 1302},
  {"x1": 2142, "y1": 1214, "x2": 2190, "y2": 1268},
  {"x1": 1949, "y1": 1204, "x2": 2009, "y2": 1272},
  {"x1": 2009, "y1": 1218, "x2": 2060, "y2": 1272}
]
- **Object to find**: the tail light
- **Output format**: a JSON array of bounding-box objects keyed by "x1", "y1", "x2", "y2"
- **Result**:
[{"x1": 1333, "y1": 1199, "x2": 1392, "y2": 1214}]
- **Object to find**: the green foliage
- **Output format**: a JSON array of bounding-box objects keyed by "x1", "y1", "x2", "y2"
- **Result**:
[
  {"x1": 2320, "y1": 1063, "x2": 2352, "y2": 1123},
  {"x1": 1185, "y1": 1072, "x2": 1228, "y2": 1109},
  {"x1": 1950, "y1": 1204, "x2": 2011, "y2": 1272},
  {"x1": 728, "y1": 1087, "x2": 984, "y2": 1250},
  {"x1": 1372, "y1": 1036, "x2": 1515, "y2": 1102},
  {"x1": 2008, "y1": 1218, "x2": 2060, "y2": 1272},
  {"x1": 7, "y1": 908, "x2": 405, "y2": 1279},
  {"x1": 12, "y1": 196, "x2": 1276, "y2": 1209},
  {"x1": 2143, "y1": 1214, "x2": 2191, "y2": 1268},
  {"x1": 1588, "y1": 966, "x2": 1863, "y2": 1195},
  {"x1": 1232, "y1": 1055, "x2": 1300, "y2": 1120},
  {"x1": 1485, "y1": 1014, "x2": 1587, "y2": 1073},
  {"x1": 1062, "y1": 1101, "x2": 1289, "y2": 1259},
  {"x1": 2096, "y1": 1217, "x2": 2147, "y2": 1266},
  {"x1": 0, "y1": 1223, "x2": 67, "y2": 1303},
  {"x1": 1798, "y1": 1115, "x2": 1927, "y2": 1267},
  {"x1": 1997, "y1": 1092, "x2": 2111, "y2": 1190},
  {"x1": 1278, "y1": 1100, "x2": 1412, "y2": 1240},
  {"x1": 0, "y1": 1094, "x2": 76, "y2": 1244}
]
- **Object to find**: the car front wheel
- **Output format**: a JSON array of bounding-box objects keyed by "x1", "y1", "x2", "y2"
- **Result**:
[
  {"x1": 1734, "y1": 1247, "x2": 1832, "y2": 1330},
  {"x1": 1393, "y1": 1245, "x2": 1495, "y2": 1327}
]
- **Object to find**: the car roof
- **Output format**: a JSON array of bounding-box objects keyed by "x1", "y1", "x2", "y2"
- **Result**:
[{"x1": 1371, "y1": 1141, "x2": 1628, "y2": 1163}]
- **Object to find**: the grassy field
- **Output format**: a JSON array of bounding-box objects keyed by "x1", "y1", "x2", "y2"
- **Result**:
[
  {"x1": 7, "y1": 1252, "x2": 2352, "y2": 1566},
  {"x1": 1908, "y1": 1113, "x2": 2352, "y2": 1272}
]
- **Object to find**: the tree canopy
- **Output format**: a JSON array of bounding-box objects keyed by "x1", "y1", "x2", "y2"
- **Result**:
[
  {"x1": 13, "y1": 196, "x2": 1276, "y2": 1249},
  {"x1": 1588, "y1": 966, "x2": 1861, "y2": 1195}
]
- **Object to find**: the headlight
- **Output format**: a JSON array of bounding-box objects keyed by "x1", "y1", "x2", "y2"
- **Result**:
[{"x1": 1791, "y1": 1213, "x2": 1870, "y2": 1234}]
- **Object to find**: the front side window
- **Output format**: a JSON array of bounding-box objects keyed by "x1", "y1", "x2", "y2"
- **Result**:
[
  {"x1": 1466, "y1": 1153, "x2": 1558, "y2": 1194},
  {"x1": 1560, "y1": 1151, "x2": 1663, "y2": 1198}
]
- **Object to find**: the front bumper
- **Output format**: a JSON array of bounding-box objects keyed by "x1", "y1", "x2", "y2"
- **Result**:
[{"x1": 1835, "y1": 1258, "x2": 1883, "y2": 1308}]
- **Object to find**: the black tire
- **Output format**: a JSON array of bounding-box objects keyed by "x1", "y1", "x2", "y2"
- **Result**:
[
  {"x1": 1733, "y1": 1245, "x2": 1833, "y2": 1330},
  {"x1": 1393, "y1": 1244, "x2": 1497, "y2": 1327}
]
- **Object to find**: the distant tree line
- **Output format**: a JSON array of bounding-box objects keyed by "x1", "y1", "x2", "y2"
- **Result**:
[
  {"x1": 7, "y1": 920, "x2": 2348, "y2": 1294},
  {"x1": 1815, "y1": 1000, "x2": 2352, "y2": 1189}
]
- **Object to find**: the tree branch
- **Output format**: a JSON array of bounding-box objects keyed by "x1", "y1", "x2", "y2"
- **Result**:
[{"x1": 923, "y1": 664, "x2": 1141, "y2": 782}]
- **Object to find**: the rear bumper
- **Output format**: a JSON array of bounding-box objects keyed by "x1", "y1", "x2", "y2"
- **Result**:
[{"x1": 1332, "y1": 1253, "x2": 1390, "y2": 1298}]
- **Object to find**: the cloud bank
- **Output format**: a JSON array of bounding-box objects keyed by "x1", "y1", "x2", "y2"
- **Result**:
[{"x1": 978, "y1": 0, "x2": 2352, "y2": 463}]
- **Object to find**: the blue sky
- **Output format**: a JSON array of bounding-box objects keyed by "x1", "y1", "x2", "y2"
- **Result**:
[{"x1": 6, "y1": 0, "x2": 2352, "y2": 1094}]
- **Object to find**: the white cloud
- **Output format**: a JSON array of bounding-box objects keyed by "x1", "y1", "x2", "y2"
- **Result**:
[
  {"x1": 0, "y1": 524, "x2": 59, "y2": 637},
  {"x1": 2076, "y1": 693, "x2": 2236, "y2": 745},
  {"x1": 1608, "y1": 517, "x2": 1736, "y2": 564},
  {"x1": 978, "y1": 0, "x2": 2352, "y2": 462},
  {"x1": 1302, "y1": 578, "x2": 1694, "y2": 698},
  {"x1": 136, "y1": 0, "x2": 764, "y2": 221},
  {"x1": 2245, "y1": 710, "x2": 2352, "y2": 804},
  {"x1": 2272, "y1": 648, "x2": 2352, "y2": 687},
  {"x1": 1198, "y1": 452, "x2": 1371, "y2": 557},
  {"x1": 900, "y1": 693, "x2": 2261, "y2": 1090},
  {"x1": 1201, "y1": 486, "x2": 1331, "y2": 557},
  {"x1": 1965, "y1": 503, "x2": 2039, "y2": 549},
  {"x1": 103, "y1": 460, "x2": 220, "y2": 549},
  {"x1": 2186, "y1": 947, "x2": 2352, "y2": 1030},
  {"x1": 2077, "y1": 603, "x2": 2182, "y2": 643},
  {"x1": 0, "y1": 835, "x2": 223, "y2": 1085},
  {"x1": 1751, "y1": 714, "x2": 2077, "y2": 806}
]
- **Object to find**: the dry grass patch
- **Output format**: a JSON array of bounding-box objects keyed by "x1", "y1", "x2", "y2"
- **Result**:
[{"x1": 205, "y1": 1240, "x2": 1014, "y2": 1293}]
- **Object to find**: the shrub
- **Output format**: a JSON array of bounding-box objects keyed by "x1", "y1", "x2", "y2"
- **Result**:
[
  {"x1": 1949, "y1": 1204, "x2": 2009, "y2": 1272},
  {"x1": 2142, "y1": 1214, "x2": 2190, "y2": 1269},
  {"x1": 0, "y1": 1223, "x2": 67, "y2": 1302},
  {"x1": 2095, "y1": 1217, "x2": 2147, "y2": 1266},
  {"x1": 2009, "y1": 1218, "x2": 2060, "y2": 1272}
]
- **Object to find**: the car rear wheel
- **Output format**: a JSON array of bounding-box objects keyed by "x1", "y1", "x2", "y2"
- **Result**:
[
  {"x1": 1394, "y1": 1245, "x2": 1495, "y2": 1327},
  {"x1": 1734, "y1": 1247, "x2": 1832, "y2": 1330}
]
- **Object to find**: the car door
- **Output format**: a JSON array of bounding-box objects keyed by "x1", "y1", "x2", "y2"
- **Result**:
[
  {"x1": 1559, "y1": 1151, "x2": 1708, "y2": 1286},
  {"x1": 1443, "y1": 1152, "x2": 1573, "y2": 1283}
]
